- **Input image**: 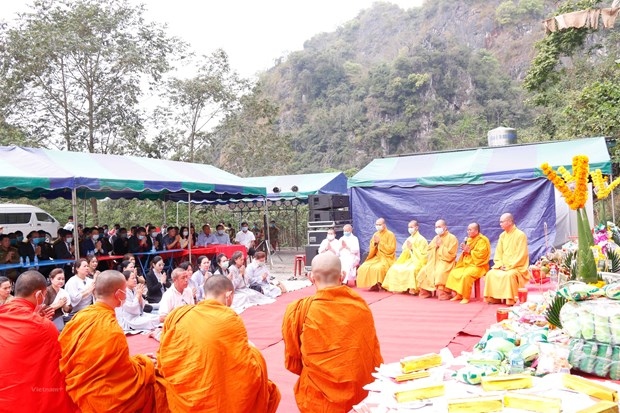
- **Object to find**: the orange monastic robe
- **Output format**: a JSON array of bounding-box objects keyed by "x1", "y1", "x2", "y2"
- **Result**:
[
  {"x1": 417, "y1": 231, "x2": 459, "y2": 291},
  {"x1": 0, "y1": 298, "x2": 78, "y2": 413},
  {"x1": 59, "y1": 302, "x2": 163, "y2": 413},
  {"x1": 445, "y1": 234, "x2": 491, "y2": 300},
  {"x1": 356, "y1": 228, "x2": 396, "y2": 288},
  {"x1": 282, "y1": 286, "x2": 383, "y2": 413},
  {"x1": 484, "y1": 226, "x2": 529, "y2": 301},
  {"x1": 157, "y1": 300, "x2": 280, "y2": 413}
]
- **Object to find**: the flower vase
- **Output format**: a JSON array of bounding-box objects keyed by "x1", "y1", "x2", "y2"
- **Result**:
[{"x1": 576, "y1": 207, "x2": 598, "y2": 284}]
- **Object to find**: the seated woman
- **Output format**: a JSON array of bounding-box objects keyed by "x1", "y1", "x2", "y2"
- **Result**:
[
  {"x1": 64, "y1": 258, "x2": 95, "y2": 320},
  {"x1": 179, "y1": 226, "x2": 193, "y2": 249},
  {"x1": 0, "y1": 276, "x2": 14, "y2": 306},
  {"x1": 211, "y1": 253, "x2": 229, "y2": 277},
  {"x1": 246, "y1": 251, "x2": 286, "y2": 299},
  {"x1": 115, "y1": 270, "x2": 160, "y2": 331},
  {"x1": 44, "y1": 268, "x2": 72, "y2": 331},
  {"x1": 227, "y1": 251, "x2": 275, "y2": 314},
  {"x1": 145, "y1": 256, "x2": 170, "y2": 305},
  {"x1": 190, "y1": 255, "x2": 211, "y2": 302},
  {"x1": 87, "y1": 254, "x2": 100, "y2": 279}
]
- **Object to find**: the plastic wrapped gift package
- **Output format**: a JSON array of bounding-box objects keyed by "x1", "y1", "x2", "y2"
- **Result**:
[
  {"x1": 568, "y1": 338, "x2": 620, "y2": 380},
  {"x1": 560, "y1": 299, "x2": 620, "y2": 345}
]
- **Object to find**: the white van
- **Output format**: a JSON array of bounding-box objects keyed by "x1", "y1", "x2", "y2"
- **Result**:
[{"x1": 0, "y1": 204, "x2": 60, "y2": 240}]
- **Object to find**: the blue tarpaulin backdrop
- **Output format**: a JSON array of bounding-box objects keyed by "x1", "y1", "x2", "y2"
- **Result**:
[{"x1": 349, "y1": 137, "x2": 612, "y2": 262}]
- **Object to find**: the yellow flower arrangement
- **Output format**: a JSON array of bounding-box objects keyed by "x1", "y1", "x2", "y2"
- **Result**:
[
  {"x1": 541, "y1": 155, "x2": 589, "y2": 210},
  {"x1": 591, "y1": 168, "x2": 620, "y2": 199}
]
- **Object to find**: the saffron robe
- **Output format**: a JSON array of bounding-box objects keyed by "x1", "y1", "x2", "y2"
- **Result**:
[
  {"x1": 157, "y1": 300, "x2": 280, "y2": 413},
  {"x1": 356, "y1": 228, "x2": 396, "y2": 288},
  {"x1": 0, "y1": 298, "x2": 78, "y2": 413},
  {"x1": 484, "y1": 226, "x2": 529, "y2": 301},
  {"x1": 282, "y1": 286, "x2": 383, "y2": 412},
  {"x1": 417, "y1": 231, "x2": 459, "y2": 291},
  {"x1": 445, "y1": 234, "x2": 491, "y2": 300},
  {"x1": 59, "y1": 301, "x2": 163, "y2": 413},
  {"x1": 382, "y1": 231, "x2": 428, "y2": 292}
]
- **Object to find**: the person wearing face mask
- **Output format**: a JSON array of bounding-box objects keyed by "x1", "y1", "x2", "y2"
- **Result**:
[
  {"x1": 0, "y1": 234, "x2": 20, "y2": 282},
  {"x1": 112, "y1": 227, "x2": 130, "y2": 255},
  {"x1": 59, "y1": 270, "x2": 166, "y2": 412},
  {"x1": 157, "y1": 274, "x2": 281, "y2": 412},
  {"x1": 178, "y1": 226, "x2": 193, "y2": 249},
  {"x1": 0, "y1": 270, "x2": 79, "y2": 412},
  {"x1": 235, "y1": 221, "x2": 256, "y2": 258},
  {"x1": 18, "y1": 230, "x2": 42, "y2": 264},
  {"x1": 417, "y1": 219, "x2": 459, "y2": 300},
  {"x1": 79, "y1": 227, "x2": 111, "y2": 260},
  {"x1": 338, "y1": 224, "x2": 361, "y2": 286},
  {"x1": 382, "y1": 220, "x2": 429, "y2": 294},
  {"x1": 148, "y1": 226, "x2": 163, "y2": 251},
  {"x1": 318, "y1": 228, "x2": 341, "y2": 256},
  {"x1": 212, "y1": 223, "x2": 232, "y2": 245},
  {"x1": 444, "y1": 222, "x2": 491, "y2": 304},
  {"x1": 484, "y1": 213, "x2": 529, "y2": 306},
  {"x1": 356, "y1": 218, "x2": 397, "y2": 291}
]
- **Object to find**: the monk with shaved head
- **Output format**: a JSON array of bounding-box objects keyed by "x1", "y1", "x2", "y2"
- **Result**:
[
  {"x1": 59, "y1": 270, "x2": 167, "y2": 412},
  {"x1": 0, "y1": 271, "x2": 78, "y2": 412},
  {"x1": 157, "y1": 274, "x2": 281, "y2": 412},
  {"x1": 356, "y1": 217, "x2": 397, "y2": 290},
  {"x1": 282, "y1": 254, "x2": 383, "y2": 412}
]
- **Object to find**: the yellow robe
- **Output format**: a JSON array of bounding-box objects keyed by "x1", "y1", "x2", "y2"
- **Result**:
[
  {"x1": 417, "y1": 231, "x2": 458, "y2": 291},
  {"x1": 282, "y1": 286, "x2": 383, "y2": 412},
  {"x1": 484, "y1": 226, "x2": 529, "y2": 301},
  {"x1": 382, "y1": 231, "x2": 428, "y2": 292},
  {"x1": 157, "y1": 300, "x2": 280, "y2": 413},
  {"x1": 356, "y1": 228, "x2": 396, "y2": 288},
  {"x1": 445, "y1": 234, "x2": 491, "y2": 300},
  {"x1": 59, "y1": 302, "x2": 164, "y2": 413}
]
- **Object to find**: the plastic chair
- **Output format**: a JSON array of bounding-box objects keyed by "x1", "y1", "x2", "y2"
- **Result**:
[{"x1": 293, "y1": 254, "x2": 306, "y2": 278}]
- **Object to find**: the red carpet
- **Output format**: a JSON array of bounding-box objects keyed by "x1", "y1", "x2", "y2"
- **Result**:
[{"x1": 128, "y1": 286, "x2": 497, "y2": 412}]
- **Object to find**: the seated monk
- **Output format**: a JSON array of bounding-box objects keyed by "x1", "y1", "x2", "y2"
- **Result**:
[
  {"x1": 484, "y1": 213, "x2": 529, "y2": 306},
  {"x1": 356, "y1": 217, "x2": 396, "y2": 291},
  {"x1": 445, "y1": 222, "x2": 491, "y2": 304},
  {"x1": 0, "y1": 270, "x2": 78, "y2": 412},
  {"x1": 417, "y1": 219, "x2": 458, "y2": 300},
  {"x1": 282, "y1": 254, "x2": 383, "y2": 412},
  {"x1": 59, "y1": 270, "x2": 167, "y2": 413},
  {"x1": 157, "y1": 275, "x2": 280, "y2": 412},
  {"x1": 382, "y1": 220, "x2": 428, "y2": 294}
]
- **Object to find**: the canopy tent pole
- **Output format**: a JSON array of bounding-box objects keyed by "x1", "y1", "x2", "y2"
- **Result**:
[
  {"x1": 176, "y1": 202, "x2": 179, "y2": 226},
  {"x1": 72, "y1": 188, "x2": 79, "y2": 260},
  {"x1": 264, "y1": 197, "x2": 273, "y2": 268},
  {"x1": 188, "y1": 193, "x2": 192, "y2": 262},
  {"x1": 295, "y1": 202, "x2": 299, "y2": 251},
  {"x1": 162, "y1": 197, "x2": 167, "y2": 226},
  {"x1": 82, "y1": 196, "x2": 87, "y2": 225}
]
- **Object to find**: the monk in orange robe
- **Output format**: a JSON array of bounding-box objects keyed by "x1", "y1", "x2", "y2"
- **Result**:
[
  {"x1": 59, "y1": 270, "x2": 167, "y2": 413},
  {"x1": 157, "y1": 275, "x2": 280, "y2": 413},
  {"x1": 283, "y1": 253, "x2": 383, "y2": 412},
  {"x1": 484, "y1": 213, "x2": 529, "y2": 306},
  {"x1": 417, "y1": 219, "x2": 459, "y2": 300},
  {"x1": 356, "y1": 217, "x2": 396, "y2": 290},
  {"x1": 445, "y1": 222, "x2": 491, "y2": 304},
  {"x1": 0, "y1": 271, "x2": 78, "y2": 413}
]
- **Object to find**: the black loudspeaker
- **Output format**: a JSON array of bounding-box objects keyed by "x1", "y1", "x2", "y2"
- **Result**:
[
  {"x1": 308, "y1": 194, "x2": 349, "y2": 210},
  {"x1": 305, "y1": 245, "x2": 320, "y2": 265},
  {"x1": 308, "y1": 209, "x2": 351, "y2": 222}
]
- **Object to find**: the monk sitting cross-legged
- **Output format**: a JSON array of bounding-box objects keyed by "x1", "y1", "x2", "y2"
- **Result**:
[
  {"x1": 282, "y1": 253, "x2": 383, "y2": 412},
  {"x1": 157, "y1": 274, "x2": 281, "y2": 413},
  {"x1": 59, "y1": 270, "x2": 167, "y2": 413},
  {"x1": 356, "y1": 217, "x2": 396, "y2": 291}
]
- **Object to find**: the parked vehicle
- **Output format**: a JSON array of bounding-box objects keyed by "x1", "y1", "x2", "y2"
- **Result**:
[{"x1": 0, "y1": 204, "x2": 60, "y2": 241}]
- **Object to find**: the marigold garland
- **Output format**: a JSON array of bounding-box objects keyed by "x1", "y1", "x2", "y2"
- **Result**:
[
  {"x1": 541, "y1": 155, "x2": 589, "y2": 210},
  {"x1": 591, "y1": 168, "x2": 620, "y2": 199}
]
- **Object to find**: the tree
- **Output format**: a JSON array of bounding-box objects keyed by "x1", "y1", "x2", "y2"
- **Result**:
[
  {"x1": 0, "y1": 0, "x2": 182, "y2": 223},
  {"x1": 153, "y1": 49, "x2": 249, "y2": 163},
  {"x1": 214, "y1": 85, "x2": 293, "y2": 176}
]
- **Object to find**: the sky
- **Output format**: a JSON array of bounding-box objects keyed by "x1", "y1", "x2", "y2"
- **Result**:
[{"x1": 0, "y1": 0, "x2": 424, "y2": 79}]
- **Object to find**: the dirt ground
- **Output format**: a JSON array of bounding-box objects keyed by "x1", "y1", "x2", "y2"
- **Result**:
[{"x1": 264, "y1": 247, "x2": 309, "y2": 283}]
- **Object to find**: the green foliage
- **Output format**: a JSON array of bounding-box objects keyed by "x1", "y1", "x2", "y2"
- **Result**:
[
  {"x1": 496, "y1": 1, "x2": 519, "y2": 25},
  {"x1": 607, "y1": 249, "x2": 620, "y2": 273},
  {"x1": 545, "y1": 293, "x2": 567, "y2": 328},
  {"x1": 496, "y1": 0, "x2": 545, "y2": 26}
]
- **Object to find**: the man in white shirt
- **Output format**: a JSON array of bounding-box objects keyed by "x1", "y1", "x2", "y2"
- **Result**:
[
  {"x1": 235, "y1": 221, "x2": 256, "y2": 258},
  {"x1": 158, "y1": 267, "x2": 195, "y2": 322},
  {"x1": 196, "y1": 224, "x2": 217, "y2": 247},
  {"x1": 339, "y1": 224, "x2": 361, "y2": 286}
]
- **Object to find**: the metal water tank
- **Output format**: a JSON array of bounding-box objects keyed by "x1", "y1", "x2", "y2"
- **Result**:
[{"x1": 487, "y1": 127, "x2": 517, "y2": 147}]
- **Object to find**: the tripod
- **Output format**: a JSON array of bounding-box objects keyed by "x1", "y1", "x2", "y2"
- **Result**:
[{"x1": 256, "y1": 238, "x2": 282, "y2": 265}]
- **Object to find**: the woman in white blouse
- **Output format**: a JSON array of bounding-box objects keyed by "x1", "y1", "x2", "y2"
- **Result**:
[
  {"x1": 116, "y1": 270, "x2": 160, "y2": 331},
  {"x1": 64, "y1": 258, "x2": 95, "y2": 319},
  {"x1": 43, "y1": 268, "x2": 72, "y2": 331}
]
